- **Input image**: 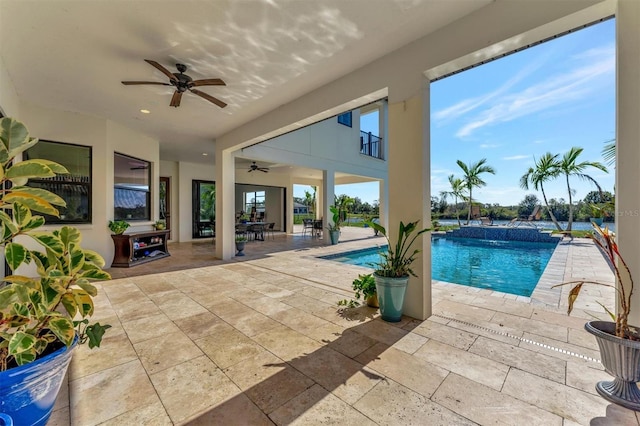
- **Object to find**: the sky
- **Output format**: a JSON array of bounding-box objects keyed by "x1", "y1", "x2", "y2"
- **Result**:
[{"x1": 296, "y1": 18, "x2": 615, "y2": 207}]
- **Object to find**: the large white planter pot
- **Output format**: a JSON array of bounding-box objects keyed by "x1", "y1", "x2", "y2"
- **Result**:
[{"x1": 586, "y1": 321, "x2": 640, "y2": 411}]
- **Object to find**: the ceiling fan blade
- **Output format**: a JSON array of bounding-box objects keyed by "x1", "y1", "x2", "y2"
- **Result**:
[
  {"x1": 122, "y1": 81, "x2": 171, "y2": 86},
  {"x1": 190, "y1": 78, "x2": 226, "y2": 87},
  {"x1": 190, "y1": 89, "x2": 227, "y2": 108},
  {"x1": 170, "y1": 91, "x2": 183, "y2": 107},
  {"x1": 259, "y1": 169, "x2": 268, "y2": 173},
  {"x1": 144, "y1": 59, "x2": 178, "y2": 82}
]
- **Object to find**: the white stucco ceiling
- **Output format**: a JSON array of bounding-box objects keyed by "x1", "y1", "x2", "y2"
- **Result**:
[{"x1": 0, "y1": 0, "x2": 492, "y2": 164}]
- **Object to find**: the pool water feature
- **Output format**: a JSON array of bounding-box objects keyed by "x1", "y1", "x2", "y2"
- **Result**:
[{"x1": 322, "y1": 237, "x2": 558, "y2": 297}]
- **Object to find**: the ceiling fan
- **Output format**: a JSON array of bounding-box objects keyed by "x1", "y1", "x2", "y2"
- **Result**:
[
  {"x1": 122, "y1": 59, "x2": 227, "y2": 108},
  {"x1": 248, "y1": 162, "x2": 269, "y2": 173}
]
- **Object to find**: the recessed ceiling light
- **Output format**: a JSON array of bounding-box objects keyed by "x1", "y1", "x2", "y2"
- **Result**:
[
  {"x1": 140, "y1": 109, "x2": 150, "y2": 114},
  {"x1": 202, "y1": 153, "x2": 208, "y2": 156}
]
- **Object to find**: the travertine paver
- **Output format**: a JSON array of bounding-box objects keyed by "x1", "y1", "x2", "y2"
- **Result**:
[
  {"x1": 413, "y1": 339, "x2": 510, "y2": 390},
  {"x1": 62, "y1": 229, "x2": 640, "y2": 425},
  {"x1": 502, "y1": 368, "x2": 638, "y2": 425},
  {"x1": 432, "y1": 373, "x2": 563, "y2": 425},
  {"x1": 354, "y1": 379, "x2": 476, "y2": 425}
]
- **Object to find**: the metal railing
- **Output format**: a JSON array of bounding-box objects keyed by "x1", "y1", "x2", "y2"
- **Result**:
[{"x1": 360, "y1": 131, "x2": 384, "y2": 160}]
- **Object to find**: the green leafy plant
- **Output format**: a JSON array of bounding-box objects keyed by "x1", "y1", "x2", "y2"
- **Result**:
[
  {"x1": 589, "y1": 203, "x2": 608, "y2": 219},
  {"x1": 235, "y1": 235, "x2": 247, "y2": 243},
  {"x1": 326, "y1": 205, "x2": 341, "y2": 232},
  {"x1": 0, "y1": 117, "x2": 111, "y2": 371},
  {"x1": 553, "y1": 223, "x2": 636, "y2": 339},
  {"x1": 154, "y1": 219, "x2": 166, "y2": 230},
  {"x1": 366, "y1": 220, "x2": 430, "y2": 278},
  {"x1": 108, "y1": 220, "x2": 130, "y2": 234},
  {"x1": 338, "y1": 273, "x2": 377, "y2": 308}
]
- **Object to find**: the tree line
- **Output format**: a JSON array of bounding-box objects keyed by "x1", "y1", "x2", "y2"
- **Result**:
[{"x1": 436, "y1": 146, "x2": 609, "y2": 231}]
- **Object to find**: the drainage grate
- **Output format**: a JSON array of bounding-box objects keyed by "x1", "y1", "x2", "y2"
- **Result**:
[{"x1": 433, "y1": 314, "x2": 601, "y2": 364}]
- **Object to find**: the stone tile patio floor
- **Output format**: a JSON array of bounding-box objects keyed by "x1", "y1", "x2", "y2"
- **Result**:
[{"x1": 49, "y1": 227, "x2": 640, "y2": 425}]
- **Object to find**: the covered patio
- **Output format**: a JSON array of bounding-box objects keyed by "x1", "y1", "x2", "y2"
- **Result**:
[{"x1": 50, "y1": 229, "x2": 639, "y2": 425}]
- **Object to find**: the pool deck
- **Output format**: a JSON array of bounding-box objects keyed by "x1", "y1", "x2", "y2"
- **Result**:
[{"x1": 50, "y1": 227, "x2": 638, "y2": 425}]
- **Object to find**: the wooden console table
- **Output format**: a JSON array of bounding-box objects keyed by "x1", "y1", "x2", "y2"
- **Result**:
[{"x1": 111, "y1": 229, "x2": 170, "y2": 267}]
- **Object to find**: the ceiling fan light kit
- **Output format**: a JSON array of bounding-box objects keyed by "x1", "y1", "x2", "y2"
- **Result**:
[
  {"x1": 122, "y1": 60, "x2": 227, "y2": 108},
  {"x1": 248, "y1": 162, "x2": 269, "y2": 173}
]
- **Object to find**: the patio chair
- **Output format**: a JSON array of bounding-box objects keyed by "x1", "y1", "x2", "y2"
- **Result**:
[
  {"x1": 313, "y1": 219, "x2": 324, "y2": 238},
  {"x1": 302, "y1": 218, "x2": 314, "y2": 237},
  {"x1": 266, "y1": 222, "x2": 275, "y2": 240},
  {"x1": 509, "y1": 205, "x2": 542, "y2": 227},
  {"x1": 480, "y1": 216, "x2": 493, "y2": 226},
  {"x1": 235, "y1": 223, "x2": 249, "y2": 240}
]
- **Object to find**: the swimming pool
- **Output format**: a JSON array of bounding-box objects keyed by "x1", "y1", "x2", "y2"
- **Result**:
[{"x1": 321, "y1": 237, "x2": 558, "y2": 297}]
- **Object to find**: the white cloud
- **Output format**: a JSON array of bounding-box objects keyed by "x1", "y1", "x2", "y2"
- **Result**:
[
  {"x1": 432, "y1": 60, "x2": 544, "y2": 124},
  {"x1": 480, "y1": 143, "x2": 500, "y2": 149},
  {"x1": 454, "y1": 45, "x2": 614, "y2": 138},
  {"x1": 502, "y1": 154, "x2": 529, "y2": 161}
]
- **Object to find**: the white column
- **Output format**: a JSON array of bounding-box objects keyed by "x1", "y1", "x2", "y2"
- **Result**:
[
  {"x1": 286, "y1": 180, "x2": 294, "y2": 233},
  {"x1": 617, "y1": 0, "x2": 640, "y2": 325},
  {"x1": 380, "y1": 100, "x2": 390, "y2": 231},
  {"x1": 322, "y1": 169, "x2": 335, "y2": 244},
  {"x1": 378, "y1": 180, "x2": 388, "y2": 231},
  {"x1": 215, "y1": 148, "x2": 236, "y2": 260},
  {"x1": 387, "y1": 80, "x2": 431, "y2": 320}
]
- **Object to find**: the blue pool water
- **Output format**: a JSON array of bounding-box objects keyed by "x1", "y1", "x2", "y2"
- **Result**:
[{"x1": 323, "y1": 237, "x2": 558, "y2": 297}]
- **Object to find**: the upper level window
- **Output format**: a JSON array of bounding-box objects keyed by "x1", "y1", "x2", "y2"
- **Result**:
[
  {"x1": 337, "y1": 112, "x2": 352, "y2": 127},
  {"x1": 114, "y1": 153, "x2": 150, "y2": 221},
  {"x1": 24, "y1": 140, "x2": 92, "y2": 224}
]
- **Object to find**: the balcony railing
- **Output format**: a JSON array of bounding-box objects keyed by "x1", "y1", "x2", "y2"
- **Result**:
[{"x1": 360, "y1": 131, "x2": 384, "y2": 160}]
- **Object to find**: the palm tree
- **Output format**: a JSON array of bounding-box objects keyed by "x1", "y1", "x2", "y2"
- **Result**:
[
  {"x1": 303, "y1": 186, "x2": 316, "y2": 216},
  {"x1": 602, "y1": 138, "x2": 615, "y2": 167},
  {"x1": 520, "y1": 153, "x2": 563, "y2": 231},
  {"x1": 456, "y1": 159, "x2": 496, "y2": 225},
  {"x1": 440, "y1": 174, "x2": 466, "y2": 226},
  {"x1": 558, "y1": 146, "x2": 608, "y2": 231},
  {"x1": 334, "y1": 194, "x2": 354, "y2": 223}
]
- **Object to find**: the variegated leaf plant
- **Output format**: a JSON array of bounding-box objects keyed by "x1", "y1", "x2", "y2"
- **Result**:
[{"x1": 0, "y1": 117, "x2": 111, "y2": 371}]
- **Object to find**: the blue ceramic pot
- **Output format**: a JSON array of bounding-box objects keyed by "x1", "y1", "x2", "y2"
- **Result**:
[
  {"x1": 0, "y1": 336, "x2": 77, "y2": 426},
  {"x1": 374, "y1": 274, "x2": 409, "y2": 322}
]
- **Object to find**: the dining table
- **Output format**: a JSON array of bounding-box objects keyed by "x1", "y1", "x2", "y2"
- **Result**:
[{"x1": 237, "y1": 222, "x2": 267, "y2": 241}]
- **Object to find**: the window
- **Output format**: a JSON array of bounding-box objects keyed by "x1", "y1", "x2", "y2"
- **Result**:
[
  {"x1": 24, "y1": 140, "x2": 92, "y2": 224},
  {"x1": 114, "y1": 153, "x2": 150, "y2": 221},
  {"x1": 244, "y1": 191, "x2": 265, "y2": 217},
  {"x1": 337, "y1": 111, "x2": 352, "y2": 127},
  {"x1": 192, "y1": 180, "x2": 215, "y2": 238}
]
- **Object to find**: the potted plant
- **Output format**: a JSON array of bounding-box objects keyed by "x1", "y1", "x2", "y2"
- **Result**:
[
  {"x1": 235, "y1": 235, "x2": 247, "y2": 256},
  {"x1": 326, "y1": 205, "x2": 341, "y2": 245},
  {"x1": 0, "y1": 118, "x2": 111, "y2": 425},
  {"x1": 366, "y1": 219, "x2": 430, "y2": 322},
  {"x1": 108, "y1": 219, "x2": 130, "y2": 235},
  {"x1": 337, "y1": 273, "x2": 378, "y2": 308},
  {"x1": 154, "y1": 219, "x2": 166, "y2": 230},
  {"x1": 553, "y1": 222, "x2": 640, "y2": 410},
  {"x1": 589, "y1": 204, "x2": 605, "y2": 227}
]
